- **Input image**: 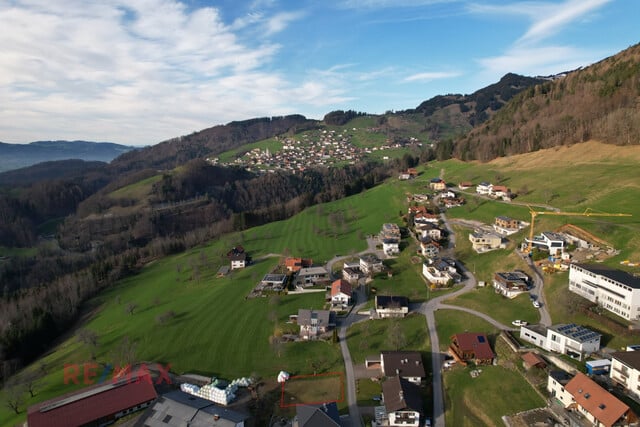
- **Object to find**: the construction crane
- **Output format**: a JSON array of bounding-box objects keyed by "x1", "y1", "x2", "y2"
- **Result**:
[{"x1": 523, "y1": 206, "x2": 632, "y2": 255}]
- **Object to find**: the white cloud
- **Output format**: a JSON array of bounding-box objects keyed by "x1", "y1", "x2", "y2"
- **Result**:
[
  {"x1": 0, "y1": 1, "x2": 324, "y2": 145},
  {"x1": 404, "y1": 71, "x2": 461, "y2": 82},
  {"x1": 340, "y1": 0, "x2": 459, "y2": 9}
]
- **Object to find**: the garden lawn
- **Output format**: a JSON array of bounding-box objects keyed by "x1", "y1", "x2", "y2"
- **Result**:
[
  {"x1": 346, "y1": 313, "x2": 430, "y2": 365},
  {"x1": 445, "y1": 287, "x2": 539, "y2": 326},
  {"x1": 434, "y1": 310, "x2": 498, "y2": 352},
  {"x1": 443, "y1": 365, "x2": 545, "y2": 427}
]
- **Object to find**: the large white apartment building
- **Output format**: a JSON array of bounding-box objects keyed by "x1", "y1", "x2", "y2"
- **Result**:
[{"x1": 569, "y1": 263, "x2": 640, "y2": 321}]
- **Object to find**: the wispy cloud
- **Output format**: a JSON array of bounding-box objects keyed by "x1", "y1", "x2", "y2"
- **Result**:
[
  {"x1": 404, "y1": 71, "x2": 461, "y2": 82},
  {"x1": 0, "y1": 1, "x2": 328, "y2": 145},
  {"x1": 471, "y1": 0, "x2": 612, "y2": 77},
  {"x1": 340, "y1": 0, "x2": 459, "y2": 9}
]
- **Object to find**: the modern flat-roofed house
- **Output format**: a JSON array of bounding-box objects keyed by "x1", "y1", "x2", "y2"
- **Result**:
[
  {"x1": 569, "y1": 263, "x2": 640, "y2": 321},
  {"x1": 297, "y1": 309, "x2": 334, "y2": 340},
  {"x1": 360, "y1": 254, "x2": 384, "y2": 275},
  {"x1": 28, "y1": 373, "x2": 157, "y2": 427},
  {"x1": 375, "y1": 295, "x2": 409, "y2": 318},
  {"x1": 548, "y1": 371, "x2": 636, "y2": 427},
  {"x1": 136, "y1": 390, "x2": 250, "y2": 427},
  {"x1": 295, "y1": 266, "x2": 330, "y2": 287},
  {"x1": 492, "y1": 271, "x2": 531, "y2": 298},
  {"x1": 525, "y1": 231, "x2": 565, "y2": 256},
  {"x1": 520, "y1": 323, "x2": 601, "y2": 361},
  {"x1": 381, "y1": 376, "x2": 423, "y2": 427},
  {"x1": 382, "y1": 239, "x2": 400, "y2": 256},
  {"x1": 494, "y1": 216, "x2": 522, "y2": 235},
  {"x1": 342, "y1": 267, "x2": 361, "y2": 284},
  {"x1": 381, "y1": 351, "x2": 425, "y2": 385},
  {"x1": 611, "y1": 351, "x2": 640, "y2": 399},
  {"x1": 449, "y1": 333, "x2": 495, "y2": 366},
  {"x1": 259, "y1": 274, "x2": 288, "y2": 291},
  {"x1": 468, "y1": 231, "x2": 503, "y2": 253}
]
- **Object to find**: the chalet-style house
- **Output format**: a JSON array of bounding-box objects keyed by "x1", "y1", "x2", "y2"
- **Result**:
[
  {"x1": 468, "y1": 231, "x2": 503, "y2": 253},
  {"x1": 492, "y1": 271, "x2": 531, "y2": 298},
  {"x1": 28, "y1": 373, "x2": 157, "y2": 427},
  {"x1": 491, "y1": 185, "x2": 511, "y2": 200},
  {"x1": 413, "y1": 212, "x2": 439, "y2": 225},
  {"x1": 380, "y1": 376, "x2": 423, "y2": 427},
  {"x1": 285, "y1": 257, "x2": 313, "y2": 272},
  {"x1": 520, "y1": 323, "x2": 601, "y2": 361},
  {"x1": 548, "y1": 371, "x2": 636, "y2": 427},
  {"x1": 429, "y1": 178, "x2": 446, "y2": 191},
  {"x1": 494, "y1": 216, "x2": 521, "y2": 234},
  {"x1": 569, "y1": 263, "x2": 640, "y2": 321},
  {"x1": 449, "y1": 332, "x2": 495, "y2": 366},
  {"x1": 330, "y1": 279, "x2": 352, "y2": 309},
  {"x1": 381, "y1": 351, "x2": 425, "y2": 385},
  {"x1": 136, "y1": 390, "x2": 250, "y2": 427},
  {"x1": 294, "y1": 266, "x2": 330, "y2": 287},
  {"x1": 360, "y1": 254, "x2": 384, "y2": 275},
  {"x1": 375, "y1": 295, "x2": 409, "y2": 318},
  {"x1": 610, "y1": 351, "x2": 640, "y2": 400},
  {"x1": 293, "y1": 403, "x2": 341, "y2": 427},
  {"x1": 228, "y1": 246, "x2": 248, "y2": 269},
  {"x1": 297, "y1": 309, "x2": 334, "y2": 340}
]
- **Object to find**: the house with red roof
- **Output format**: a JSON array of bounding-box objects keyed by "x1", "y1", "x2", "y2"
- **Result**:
[
  {"x1": 449, "y1": 333, "x2": 495, "y2": 366},
  {"x1": 548, "y1": 371, "x2": 637, "y2": 427},
  {"x1": 285, "y1": 257, "x2": 313, "y2": 272},
  {"x1": 330, "y1": 279, "x2": 352, "y2": 309},
  {"x1": 28, "y1": 374, "x2": 157, "y2": 427}
]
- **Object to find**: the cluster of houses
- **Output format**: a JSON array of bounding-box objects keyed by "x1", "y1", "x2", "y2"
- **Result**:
[
  {"x1": 475, "y1": 181, "x2": 513, "y2": 201},
  {"x1": 407, "y1": 205, "x2": 444, "y2": 259},
  {"x1": 208, "y1": 128, "x2": 419, "y2": 174}
]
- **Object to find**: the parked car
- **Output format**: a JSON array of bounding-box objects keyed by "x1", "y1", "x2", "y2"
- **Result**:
[
  {"x1": 424, "y1": 417, "x2": 432, "y2": 427},
  {"x1": 512, "y1": 320, "x2": 528, "y2": 327},
  {"x1": 533, "y1": 300, "x2": 542, "y2": 308}
]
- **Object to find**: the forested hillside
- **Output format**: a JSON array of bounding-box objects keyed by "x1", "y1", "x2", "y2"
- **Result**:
[{"x1": 454, "y1": 43, "x2": 640, "y2": 161}]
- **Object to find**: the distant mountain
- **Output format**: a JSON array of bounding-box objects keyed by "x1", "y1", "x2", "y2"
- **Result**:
[
  {"x1": 400, "y1": 73, "x2": 546, "y2": 142},
  {"x1": 0, "y1": 140, "x2": 137, "y2": 173},
  {"x1": 0, "y1": 159, "x2": 109, "y2": 187},
  {"x1": 454, "y1": 42, "x2": 640, "y2": 161}
]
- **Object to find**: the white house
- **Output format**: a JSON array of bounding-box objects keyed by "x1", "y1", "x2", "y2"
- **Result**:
[
  {"x1": 330, "y1": 279, "x2": 352, "y2": 308},
  {"x1": 375, "y1": 295, "x2": 409, "y2": 318},
  {"x1": 381, "y1": 376, "x2": 423, "y2": 427},
  {"x1": 422, "y1": 264, "x2": 452, "y2": 286},
  {"x1": 569, "y1": 263, "x2": 640, "y2": 321},
  {"x1": 520, "y1": 323, "x2": 601, "y2": 361},
  {"x1": 547, "y1": 371, "x2": 633, "y2": 427},
  {"x1": 416, "y1": 223, "x2": 442, "y2": 240},
  {"x1": 230, "y1": 253, "x2": 246, "y2": 269},
  {"x1": 525, "y1": 231, "x2": 565, "y2": 256},
  {"x1": 476, "y1": 182, "x2": 493, "y2": 195},
  {"x1": 382, "y1": 239, "x2": 400, "y2": 256},
  {"x1": 610, "y1": 351, "x2": 640, "y2": 399},
  {"x1": 360, "y1": 254, "x2": 384, "y2": 275}
]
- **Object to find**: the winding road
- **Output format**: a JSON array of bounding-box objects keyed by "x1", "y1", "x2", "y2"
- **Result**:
[{"x1": 334, "y1": 211, "x2": 534, "y2": 427}]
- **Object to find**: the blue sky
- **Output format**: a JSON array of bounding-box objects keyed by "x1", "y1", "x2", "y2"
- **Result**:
[{"x1": 1, "y1": 0, "x2": 637, "y2": 146}]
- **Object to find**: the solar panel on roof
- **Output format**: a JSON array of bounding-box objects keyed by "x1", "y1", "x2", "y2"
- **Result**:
[{"x1": 477, "y1": 336, "x2": 486, "y2": 343}]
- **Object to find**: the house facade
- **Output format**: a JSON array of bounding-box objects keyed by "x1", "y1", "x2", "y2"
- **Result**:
[
  {"x1": 330, "y1": 279, "x2": 352, "y2": 308},
  {"x1": 381, "y1": 376, "x2": 423, "y2": 427},
  {"x1": 342, "y1": 267, "x2": 361, "y2": 284},
  {"x1": 360, "y1": 254, "x2": 384, "y2": 275},
  {"x1": 569, "y1": 263, "x2": 640, "y2": 321},
  {"x1": 610, "y1": 351, "x2": 640, "y2": 400},
  {"x1": 382, "y1": 239, "x2": 400, "y2": 256},
  {"x1": 520, "y1": 323, "x2": 601, "y2": 360},
  {"x1": 476, "y1": 182, "x2": 492, "y2": 195},
  {"x1": 297, "y1": 309, "x2": 333, "y2": 340},
  {"x1": 429, "y1": 178, "x2": 446, "y2": 191},
  {"x1": 468, "y1": 231, "x2": 503, "y2": 253},
  {"x1": 548, "y1": 371, "x2": 635, "y2": 427},
  {"x1": 375, "y1": 295, "x2": 409, "y2": 318},
  {"x1": 493, "y1": 271, "x2": 530, "y2": 298},
  {"x1": 526, "y1": 232, "x2": 565, "y2": 256},
  {"x1": 295, "y1": 266, "x2": 330, "y2": 287},
  {"x1": 285, "y1": 257, "x2": 313, "y2": 272},
  {"x1": 230, "y1": 253, "x2": 246, "y2": 269},
  {"x1": 419, "y1": 238, "x2": 440, "y2": 258}
]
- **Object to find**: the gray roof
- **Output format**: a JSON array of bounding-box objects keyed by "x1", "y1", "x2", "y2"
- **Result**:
[
  {"x1": 382, "y1": 376, "x2": 423, "y2": 414},
  {"x1": 135, "y1": 390, "x2": 249, "y2": 427},
  {"x1": 549, "y1": 323, "x2": 601, "y2": 343},
  {"x1": 297, "y1": 309, "x2": 332, "y2": 327},
  {"x1": 381, "y1": 351, "x2": 425, "y2": 378},
  {"x1": 575, "y1": 264, "x2": 640, "y2": 289},
  {"x1": 297, "y1": 266, "x2": 329, "y2": 276},
  {"x1": 295, "y1": 403, "x2": 340, "y2": 427},
  {"x1": 612, "y1": 351, "x2": 640, "y2": 370}
]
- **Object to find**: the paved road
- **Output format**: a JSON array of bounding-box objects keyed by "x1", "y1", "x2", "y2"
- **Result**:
[{"x1": 522, "y1": 254, "x2": 553, "y2": 326}]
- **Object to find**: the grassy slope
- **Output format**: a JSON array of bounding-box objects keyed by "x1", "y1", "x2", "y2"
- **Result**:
[{"x1": 3, "y1": 141, "x2": 640, "y2": 426}]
